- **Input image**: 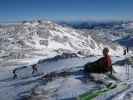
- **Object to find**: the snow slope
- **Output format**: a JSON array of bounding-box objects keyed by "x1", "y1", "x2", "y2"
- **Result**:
[
  {"x1": 0, "y1": 55, "x2": 128, "y2": 100},
  {"x1": 0, "y1": 20, "x2": 129, "y2": 100},
  {"x1": 30, "y1": 56, "x2": 133, "y2": 100},
  {"x1": 115, "y1": 36, "x2": 133, "y2": 48},
  {"x1": 0, "y1": 20, "x2": 123, "y2": 68}
]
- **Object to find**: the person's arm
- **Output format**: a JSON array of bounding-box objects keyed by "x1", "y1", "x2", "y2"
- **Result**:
[{"x1": 107, "y1": 56, "x2": 112, "y2": 75}]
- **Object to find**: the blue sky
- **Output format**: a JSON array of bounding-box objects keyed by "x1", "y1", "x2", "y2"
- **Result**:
[{"x1": 0, "y1": 0, "x2": 133, "y2": 21}]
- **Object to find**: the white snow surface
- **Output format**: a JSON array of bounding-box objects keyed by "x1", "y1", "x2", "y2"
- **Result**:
[
  {"x1": 0, "y1": 20, "x2": 132, "y2": 100},
  {"x1": 0, "y1": 55, "x2": 133, "y2": 100},
  {"x1": 31, "y1": 56, "x2": 133, "y2": 100},
  {"x1": 0, "y1": 20, "x2": 123, "y2": 68}
]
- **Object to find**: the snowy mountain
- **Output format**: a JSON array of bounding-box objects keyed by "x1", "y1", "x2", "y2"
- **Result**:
[
  {"x1": 60, "y1": 21, "x2": 133, "y2": 39},
  {"x1": 63, "y1": 21, "x2": 133, "y2": 50},
  {"x1": 122, "y1": 21, "x2": 133, "y2": 29},
  {"x1": 0, "y1": 20, "x2": 132, "y2": 100},
  {"x1": 0, "y1": 20, "x2": 123, "y2": 66},
  {"x1": 115, "y1": 36, "x2": 133, "y2": 47}
]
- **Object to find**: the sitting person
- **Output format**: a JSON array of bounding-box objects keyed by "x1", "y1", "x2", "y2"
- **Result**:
[{"x1": 84, "y1": 48, "x2": 112, "y2": 74}]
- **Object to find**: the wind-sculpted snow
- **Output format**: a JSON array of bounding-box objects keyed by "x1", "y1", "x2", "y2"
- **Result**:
[
  {"x1": 0, "y1": 56, "x2": 98, "y2": 100},
  {"x1": 0, "y1": 54, "x2": 132, "y2": 100},
  {"x1": 30, "y1": 56, "x2": 133, "y2": 100},
  {"x1": 0, "y1": 20, "x2": 123, "y2": 67}
]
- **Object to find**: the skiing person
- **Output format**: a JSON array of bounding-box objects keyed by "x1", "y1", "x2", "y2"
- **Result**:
[
  {"x1": 84, "y1": 47, "x2": 112, "y2": 74},
  {"x1": 12, "y1": 66, "x2": 27, "y2": 79},
  {"x1": 32, "y1": 64, "x2": 39, "y2": 74},
  {"x1": 13, "y1": 69, "x2": 18, "y2": 79},
  {"x1": 123, "y1": 49, "x2": 127, "y2": 55}
]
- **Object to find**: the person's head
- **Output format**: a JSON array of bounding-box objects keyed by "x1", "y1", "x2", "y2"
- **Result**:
[{"x1": 103, "y1": 48, "x2": 109, "y2": 57}]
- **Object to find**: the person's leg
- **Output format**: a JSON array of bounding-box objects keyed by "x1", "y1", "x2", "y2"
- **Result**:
[
  {"x1": 84, "y1": 63, "x2": 92, "y2": 73},
  {"x1": 13, "y1": 73, "x2": 17, "y2": 79},
  {"x1": 84, "y1": 58, "x2": 104, "y2": 73},
  {"x1": 32, "y1": 66, "x2": 38, "y2": 74},
  {"x1": 32, "y1": 70, "x2": 34, "y2": 74},
  {"x1": 13, "y1": 70, "x2": 17, "y2": 79},
  {"x1": 32, "y1": 67, "x2": 35, "y2": 74},
  {"x1": 84, "y1": 63, "x2": 98, "y2": 73},
  {"x1": 35, "y1": 67, "x2": 38, "y2": 72}
]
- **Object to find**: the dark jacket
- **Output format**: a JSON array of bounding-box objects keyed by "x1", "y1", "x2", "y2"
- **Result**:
[{"x1": 84, "y1": 55, "x2": 112, "y2": 73}]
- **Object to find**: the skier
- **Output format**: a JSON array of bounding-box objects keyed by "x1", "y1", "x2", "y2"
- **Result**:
[
  {"x1": 123, "y1": 49, "x2": 127, "y2": 55},
  {"x1": 13, "y1": 69, "x2": 17, "y2": 79},
  {"x1": 84, "y1": 48, "x2": 112, "y2": 74},
  {"x1": 32, "y1": 64, "x2": 39, "y2": 74},
  {"x1": 12, "y1": 66, "x2": 27, "y2": 79}
]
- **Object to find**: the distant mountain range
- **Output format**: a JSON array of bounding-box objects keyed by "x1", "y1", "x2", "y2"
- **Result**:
[
  {"x1": 58, "y1": 20, "x2": 133, "y2": 30},
  {"x1": 59, "y1": 20, "x2": 133, "y2": 48}
]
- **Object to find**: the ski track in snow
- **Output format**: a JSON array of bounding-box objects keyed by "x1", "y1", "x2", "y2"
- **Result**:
[
  {"x1": 0, "y1": 55, "x2": 132, "y2": 100},
  {"x1": 0, "y1": 20, "x2": 133, "y2": 100},
  {"x1": 0, "y1": 56, "x2": 98, "y2": 100}
]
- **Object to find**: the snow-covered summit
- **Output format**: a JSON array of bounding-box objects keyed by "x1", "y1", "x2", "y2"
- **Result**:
[{"x1": 0, "y1": 20, "x2": 123, "y2": 66}]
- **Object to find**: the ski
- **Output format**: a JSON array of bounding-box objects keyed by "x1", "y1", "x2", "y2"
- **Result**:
[{"x1": 78, "y1": 83, "x2": 128, "y2": 100}]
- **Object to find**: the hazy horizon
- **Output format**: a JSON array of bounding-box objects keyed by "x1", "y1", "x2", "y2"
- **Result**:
[{"x1": 0, "y1": 0, "x2": 133, "y2": 22}]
